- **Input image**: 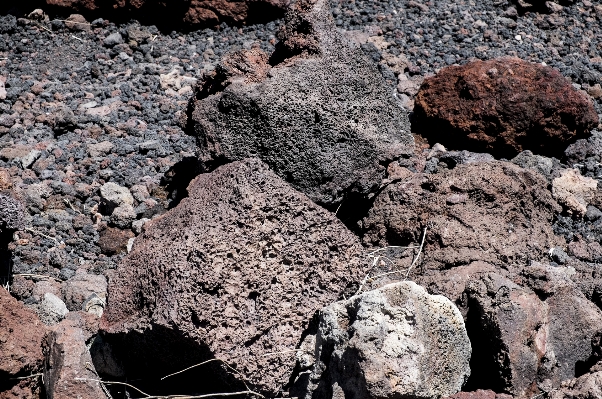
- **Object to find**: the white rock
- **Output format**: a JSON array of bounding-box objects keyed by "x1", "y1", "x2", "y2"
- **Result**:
[
  {"x1": 552, "y1": 168, "x2": 597, "y2": 216},
  {"x1": 38, "y1": 293, "x2": 69, "y2": 326},
  {"x1": 100, "y1": 182, "x2": 134, "y2": 207},
  {"x1": 294, "y1": 281, "x2": 471, "y2": 399}
]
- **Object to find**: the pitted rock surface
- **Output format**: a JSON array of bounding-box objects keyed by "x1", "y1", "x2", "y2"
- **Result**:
[
  {"x1": 413, "y1": 57, "x2": 599, "y2": 158},
  {"x1": 0, "y1": 287, "x2": 46, "y2": 398},
  {"x1": 293, "y1": 281, "x2": 471, "y2": 399},
  {"x1": 361, "y1": 161, "x2": 564, "y2": 271},
  {"x1": 188, "y1": 0, "x2": 413, "y2": 206},
  {"x1": 101, "y1": 158, "x2": 370, "y2": 395}
]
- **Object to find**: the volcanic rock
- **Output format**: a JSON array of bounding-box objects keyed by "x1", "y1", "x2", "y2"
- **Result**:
[
  {"x1": 97, "y1": 227, "x2": 134, "y2": 255},
  {"x1": 43, "y1": 318, "x2": 105, "y2": 399},
  {"x1": 44, "y1": 0, "x2": 289, "y2": 27},
  {"x1": 444, "y1": 390, "x2": 513, "y2": 399},
  {"x1": 293, "y1": 281, "x2": 471, "y2": 399},
  {"x1": 101, "y1": 158, "x2": 370, "y2": 395},
  {"x1": 361, "y1": 161, "x2": 563, "y2": 272},
  {"x1": 187, "y1": 0, "x2": 413, "y2": 206},
  {"x1": 552, "y1": 168, "x2": 598, "y2": 216},
  {"x1": 464, "y1": 270, "x2": 602, "y2": 398},
  {"x1": 549, "y1": 371, "x2": 602, "y2": 399},
  {"x1": 413, "y1": 57, "x2": 599, "y2": 158},
  {"x1": 0, "y1": 287, "x2": 46, "y2": 398}
]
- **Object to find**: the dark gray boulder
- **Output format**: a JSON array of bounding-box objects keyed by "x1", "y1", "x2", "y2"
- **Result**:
[{"x1": 187, "y1": 0, "x2": 412, "y2": 206}]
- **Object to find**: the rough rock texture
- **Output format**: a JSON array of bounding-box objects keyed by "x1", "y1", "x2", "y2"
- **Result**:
[
  {"x1": 413, "y1": 57, "x2": 599, "y2": 158},
  {"x1": 293, "y1": 281, "x2": 471, "y2": 399},
  {"x1": 549, "y1": 372, "x2": 602, "y2": 399},
  {"x1": 43, "y1": 318, "x2": 106, "y2": 399},
  {"x1": 188, "y1": 0, "x2": 413, "y2": 206},
  {"x1": 0, "y1": 287, "x2": 45, "y2": 398},
  {"x1": 43, "y1": 0, "x2": 289, "y2": 27},
  {"x1": 361, "y1": 161, "x2": 563, "y2": 271},
  {"x1": 101, "y1": 158, "x2": 370, "y2": 396},
  {"x1": 464, "y1": 269, "x2": 602, "y2": 398},
  {"x1": 552, "y1": 168, "x2": 598, "y2": 216},
  {"x1": 444, "y1": 391, "x2": 513, "y2": 399},
  {"x1": 0, "y1": 194, "x2": 25, "y2": 233}
]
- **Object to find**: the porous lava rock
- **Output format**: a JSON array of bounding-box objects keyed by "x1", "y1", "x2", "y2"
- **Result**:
[
  {"x1": 413, "y1": 57, "x2": 599, "y2": 158},
  {"x1": 43, "y1": 0, "x2": 289, "y2": 27},
  {"x1": 187, "y1": 0, "x2": 413, "y2": 206},
  {"x1": 550, "y1": 371, "x2": 602, "y2": 399},
  {"x1": 464, "y1": 268, "x2": 602, "y2": 398},
  {"x1": 293, "y1": 281, "x2": 471, "y2": 399},
  {"x1": 0, "y1": 287, "x2": 46, "y2": 398},
  {"x1": 361, "y1": 161, "x2": 563, "y2": 272},
  {"x1": 101, "y1": 158, "x2": 370, "y2": 396},
  {"x1": 444, "y1": 390, "x2": 513, "y2": 399}
]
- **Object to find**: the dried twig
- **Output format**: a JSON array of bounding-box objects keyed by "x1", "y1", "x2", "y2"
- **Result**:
[
  {"x1": 10, "y1": 373, "x2": 43, "y2": 380},
  {"x1": 71, "y1": 35, "x2": 85, "y2": 42},
  {"x1": 355, "y1": 245, "x2": 419, "y2": 296},
  {"x1": 25, "y1": 227, "x2": 58, "y2": 243},
  {"x1": 74, "y1": 378, "x2": 149, "y2": 397},
  {"x1": 64, "y1": 199, "x2": 82, "y2": 214},
  {"x1": 405, "y1": 225, "x2": 428, "y2": 279},
  {"x1": 13, "y1": 273, "x2": 60, "y2": 281}
]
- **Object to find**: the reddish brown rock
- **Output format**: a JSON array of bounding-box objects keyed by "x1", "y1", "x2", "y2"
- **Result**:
[
  {"x1": 444, "y1": 390, "x2": 513, "y2": 399},
  {"x1": 413, "y1": 57, "x2": 599, "y2": 158},
  {"x1": 44, "y1": 0, "x2": 289, "y2": 26},
  {"x1": 0, "y1": 287, "x2": 46, "y2": 398},
  {"x1": 361, "y1": 161, "x2": 563, "y2": 272},
  {"x1": 101, "y1": 158, "x2": 369, "y2": 396},
  {"x1": 43, "y1": 318, "x2": 105, "y2": 399},
  {"x1": 97, "y1": 227, "x2": 134, "y2": 255}
]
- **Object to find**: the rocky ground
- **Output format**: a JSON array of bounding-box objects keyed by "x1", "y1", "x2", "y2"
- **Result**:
[{"x1": 2, "y1": 0, "x2": 602, "y2": 398}]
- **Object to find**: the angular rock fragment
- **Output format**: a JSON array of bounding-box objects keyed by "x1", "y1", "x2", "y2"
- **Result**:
[
  {"x1": 0, "y1": 287, "x2": 45, "y2": 398},
  {"x1": 293, "y1": 281, "x2": 471, "y2": 399},
  {"x1": 361, "y1": 161, "x2": 563, "y2": 271},
  {"x1": 188, "y1": 0, "x2": 413, "y2": 206},
  {"x1": 43, "y1": 318, "x2": 105, "y2": 399},
  {"x1": 552, "y1": 168, "x2": 598, "y2": 216},
  {"x1": 464, "y1": 268, "x2": 602, "y2": 398},
  {"x1": 413, "y1": 57, "x2": 599, "y2": 158},
  {"x1": 101, "y1": 158, "x2": 370, "y2": 395}
]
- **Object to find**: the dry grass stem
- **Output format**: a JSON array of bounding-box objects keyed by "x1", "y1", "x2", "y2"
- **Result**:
[
  {"x1": 25, "y1": 227, "x2": 58, "y2": 242},
  {"x1": 13, "y1": 273, "x2": 60, "y2": 281},
  {"x1": 71, "y1": 35, "x2": 85, "y2": 42},
  {"x1": 405, "y1": 225, "x2": 428, "y2": 279},
  {"x1": 10, "y1": 373, "x2": 43, "y2": 380}
]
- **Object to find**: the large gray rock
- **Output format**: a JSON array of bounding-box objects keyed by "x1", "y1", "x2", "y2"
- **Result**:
[
  {"x1": 188, "y1": 0, "x2": 412, "y2": 206},
  {"x1": 101, "y1": 158, "x2": 370, "y2": 396},
  {"x1": 293, "y1": 281, "x2": 471, "y2": 399}
]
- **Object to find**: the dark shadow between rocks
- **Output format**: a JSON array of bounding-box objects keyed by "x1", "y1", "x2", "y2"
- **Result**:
[
  {"x1": 96, "y1": 324, "x2": 246, "y2": 398},
  {"x1": 160, "y1": 156, "x2": 202, "y2": 209},
  {"x1": 0, "y1": 230, "x2": 13, "y2": 289},
  {"x1": 462, "y1": 297, "x2": 510, "y2": 394}
]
